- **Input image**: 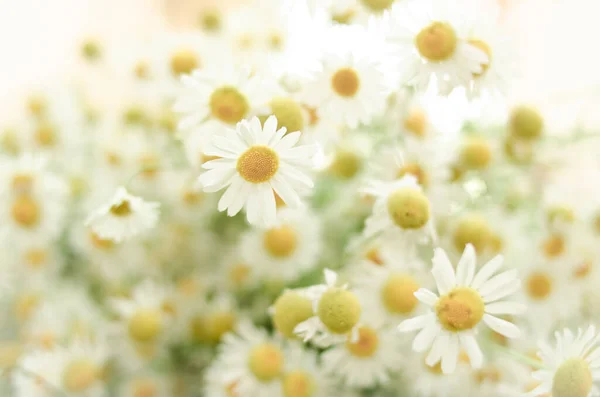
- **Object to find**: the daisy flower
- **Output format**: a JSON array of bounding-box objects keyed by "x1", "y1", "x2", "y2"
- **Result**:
[
  {"x1": 240, "y1": 207, "x2": 322, "y2": 282},
  {"x1": 403, "y1": 350, "x2": 470, "y2": 397},
  {"x1": 294, "y1": 269, "x2": 362, "y2": 347},
  {"x1": 117, "y1": 371, "x2": 172, "y2": 397},
  {"x1": 197, "y1": 116, "x2": 318, "y2": 227},
  {"x1": 85, "y1": 186, "x2": 160, "y2": 242},
  {"x1": 527, "y1": 326, "x2": 600, "y2": 397},
  {"x1": 281, "y1": 343, "x2": 337, "y2": 397},
  {"x1": 270, "y1": 288, "x2": 316, "y2": 339},
  {"x1": 302, "y1": 45, "x2": 389, "y2": 128},
  {"x1": 398, "y1": 244, "x2": 525, "y2": 374},
  {"x1": 386, "y1": 0, "x2": 489, "y2": 94}
]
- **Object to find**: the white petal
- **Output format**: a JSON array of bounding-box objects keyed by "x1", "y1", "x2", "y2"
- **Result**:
[
  {"x1": 471, "y1": 255, "x2": 504, "y2": 290},
  {"x1": 460, "y1": 332, "x2": 483, "y2": 369},
  {"x1": 271, "y1": 176, "x2": 302, "y2": 208},
  {"x1": 483, "y1": 280, "x2": 521, "y2": 303},
  {"x1": 483, "y1": 314, "x2": 521, "y2": 338},
  {"x1": 398, "y1": 313, "x2": 434, "y2": 333},
  {"x1": 413, "y1": 322, "x2": 440, "y2": 352},
  {"x1": 324, "y1": 269, "x2": 338, "y2": 286},
  {"x1": 478, "y1": 269, "x2": 519, "y2": 298},
  {"x1": 273, "y1": 131, "x2": 301, "y2": 150},
  {"x1": 456, "y1": 244, "x2": 476, "y2": 286},
  {"x1": 218, "y1": 176, "x2": 243, "y2": 212},
  {"x1": 432, "y1": 248, "x2": 456, "y2": 295},
  {"x1": 260, "y1": 184, "x2": 277, "y2": 226},
  {"x1": 484, "y1": 301, "x2": 526, "y2": 316},
  {"x1": 441, "y1": 334, "x2": 459, "y2": 374},
  {"x1": 426, "y1": 333, "x2": 448, "y2": 366},
  {"x1": 414, "y1": 289, "x2": 438, "y2": 306}
]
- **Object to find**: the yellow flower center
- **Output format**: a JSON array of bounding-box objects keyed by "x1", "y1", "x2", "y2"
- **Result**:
[
  {"x1": 436, "y1": 287, "x2": 485, "y2": 332},
  {"x1": 209, "y1": 86, "x2": 249, "y2": 124},
  {"x1": 317, "y1": 288, "x2": 361, "y2": 334},
  {"x1": 331, "y1": 68, "x2": 360, "y2": 97},
  {"x1": 236, "y1": 145, "x2": 279, "y2": 183},
  {"x1": 552, "y1": 358, "x2": 593, "y2": 397},
  {"x1": 329, "y1": 149, "x2": 363, "y2": 180},
  {"x1": 11, "y1": 195, "x2": 40, "y2": 227},
  {"x1": 272, "y1": 291, "x2": 314, "y2": 339},
  {"x1": 12, "y1": 174, "x2": 34, "y2": 194},
  {"x1": 509, "y1": 106, "x2": 543, "y2": 140},
  {"x1": 24, "y1": 248, "x2": 48, "y2": 269},
  {"x1": 134, "y1": 61, "x2": 149, "y2": 80},
  {"x1": 542, "y1": 234, "x2": 565, "y2": 258},
  {"x1": 229, "y1": 263, "x2": 251, "y2": 287},
  {"x1": 365, "y1": 247, "x2": 384, "y2": 265},
  {"x1": 397, "y1": 162, "x2": 429, "y2": 188},
  {"x1": 191, "y1": 311, "x2": 236, "y2": 344},
  {"x1": 404, "y1": 108, "x2": 427, "y2": 137},
  {"x1": 263, "y1": 225, "x2": 298, "y2": 258},
  {"x1": 170, "y1": 49, "x2": 200, "y2": 76},
  {"x1": 526, "y1": 272, "x2": 552, "y2": 300},
  {"x1": 468, "y1": 39, "x2": 492, "y2": 77},
  {"x1": 63, "y1": 359, "x2": 99, "y2": 392},
  {"x1": 132, "y1": 379, "x2": 158, "y2": 397},
  {"x1": 123, "y1": 106, "x2": 147, "y2": 125},
  {"x1": 35, "y1": 122, "x2": 57, "y2": 147},
  {"x1": 81, "y1": 40, "x2": 101, "y2": 61},
  {"x1": 268, "y1": 32, "x2": 285, "y2": 51},
  {"x1": 386, "y1": 187, "x2": 431, "y2": 229},
  {"x1": 283, "y1": 370, "x2": 315, "y2": 397},
  {"x1": 332, "y1": 9, "x2": 356, "y2": 24},
  {"x1": 361, "y1": 0, "x2": 395, "y2": 12},
  {"x1": 27, "y1": 96, "x2": 46, "y2": 118},
  {"x1": 14, "y1": 294, "x2": 39, "y2": 323},
  {"x1": 416, "y1": 22, "x2": 458, "y2": 62},
  {"x1": 110, "y1": 200, "x2": 132, "y2": 217},
  {"x1": 574, "y1": 260, "x2": 593, "y2": 279},
  {"x1": 182, "y1": 189, "x2": 203, "y2": 206},
  {"x1": 267, "y1": 97, "x2": 305, "y2": 134},
  {"x1": 199, "y1": 8, "x2": 222, "y2": 32},
  {"x1": 453, "y1": 214, "x2": 492, "y2": 254},
  {"x1": 248, "y1": 343, "x2": 284, "y2": 382},
  {"x1": 547, "y1": 206, "x2": 575, "y2": 225},
  {"x1": 460, "y1": 137, "x2": 492, "y2": 170},
  {"x1": 128, "y1": 309, "x2": 163, "y2": 342},
  {"x1": 346, "y1": 326, "x2": 379, "y2": 357},
  {"x1": 382, "y1": 273, "x2": 420, "y2": 314}
]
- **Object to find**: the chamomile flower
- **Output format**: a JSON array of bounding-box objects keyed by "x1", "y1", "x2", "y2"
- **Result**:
[
  {"x1": 85, "y1": 187, "x2": 160, "y2": 242},
  {"x1": 294, "y1": 269, "x2": 362, "y2": 347},
  {"x1": 386, "y1": 0, "x2": 489, "y2": 94},
  {"x1": 241, "y1": 207, "x2": 322, "y2": 282},
  {"x1": 527, "y1": 326, "x2": 600, "y2": 397},
  {"x1": 282, "y1": 343, "x2": 337, "y2": 397},
  {"x1": 117, "y1": 371, "x2": 172, "y2": 397},
  {"x1": 197, "y1": 116, "x2": 318, "y2": 227},
  {"x1": 270, "y1": 288, "x2": 316, "y2": 340},
  {"x1": 398, "y1": 244, "x2": 525, "y2": 374},
  {"x1": 404, "y1": 351, "x2": 470, "y2": 397}
]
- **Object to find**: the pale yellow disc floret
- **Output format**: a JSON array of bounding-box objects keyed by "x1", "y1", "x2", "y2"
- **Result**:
[
  {"x1": 526, "y1": 272, "x2": 552, "y2": 300},
  {"x1": 63, "y1": 359, "x2": 99, "y2": 392},
  {"x1": 381, "y1": 273, "x2": 420, "y2": 314},
  {"x1": 190, "y1": 311, "x2": 236, "y2": 344},
  {"x1": 509, "y1": 106, "x2": 543, "y2": 140},
  {"x1": 110, "y1": 200, "x2": 132, "y2": 217},
  {"x1": 237, "y1": 146, "x2": 280, "y2": 184},
  {"x1": 416, "y1": 22, "x2": 458, "y2": 62},
  {"x1": 209, "y1": 86, "x2": 249, "y2": 124},
  {"x1": 199, "y1": 8, "x2": 222, "y2": 32},
  {"x1": 552, "y1": 358, "x2": 593, "y2": 397},
  {"x1": 542, "y1": 234, "x2": 565, "y2": 258},
  {"x1": 346, "y1": 326, "x2": 379, "y2": 357},
  {"x1": 263, "y1": 225, "x2": 298, "y2": 258},
  {"x1": 35, "y1": 122, "x2": 57, "y2": 147},
  {"x1": 170, "y1": 49, "x2": 200, "y2": 76},
  {"x1": 11, "y1": 195, "x2": 41, "y2": 228},
  {"x1": 404, "y1": 108, "x2": 428, "y2": 137},
  {"x1": 282, "y1": 371, "x2": 315, "y2": 397},
  {"x1": 266, "y1": 97, "x2": 305, "y2": 134},
  {"x1": 329, "y1": 150, "x2": 363, "y2": 180},
  {"x1": 272, "y1": 291, "x2": 314, "y2": 339},
  {"x1": 460, "y1": 137, "x2": 492, "y2": 171},
  {"x1": 436, "y1": 287, "x2": 485, "y2": 332},
  {"x1": 361, "y1": 0, "x2": 395, "y2": 12},
  {"x1": 317, "y1": 288, "x2": 361, "y2": 334},
  {"x1": 386, "y1": 187, "x2": 431, "y2": 229},
  {"x1": 331, "y1": 68, "x2": 360, "y2": 97},
  {"x1": 248, "y1": 343, "x2": 284, "y2": 382},
  {"x1": 128, "y1": 310, "x2": 163, "y2": 343},
  {"x1": 397, "y1": 162, "x2": 429, "y2": 188},
  {"x1": 453, "y1": 213, "x2": 492, "y2": 254}
]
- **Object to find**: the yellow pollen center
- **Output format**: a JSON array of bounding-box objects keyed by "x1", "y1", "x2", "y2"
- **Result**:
[
  {"x1": 272, "y1": 291, "x2": 314, "y2": 339},
  {"x1": 209, "y1": 86, "x2": 249, "y2": 124},
  {"x1": 416, "y1": 22, "x2": 458, "y2": 62},
  {"x1": 283, "y1": 370, "x2": 315, "y2": 397},
  {"x1": 236, "y1": 145, "x2": 279, "y2": 183},
  {"x1": 382, "y1": 273, "x2": 420, "y2": 314},
  {"x1": 317, "y1": 288, "x2": 361, "y2": 334},
  {"x1": 35, "y1": 123, "x2": 57, "y2": 147},
  {"x1": 542, "y1": 234, "x2": 565, "y2": 258},
  {"x1": 468, "y1": 39, "x2": 492, "y2": 77},
  {"x1": 460, "y1": 137, "x2": 492, "y2": 170},
  {"x1": 229, "y1": 263, "x2": 251, "y2": 287},
  {"x1": 248, "y1": 343, "x2": 284, "y2": 382},
  {"x1": 24, "y1": 249, "x2": 48, "y2": 269},
  {"x1": 199, "y1": 8, "x2": 222, "y2": 32},
  {"x1": 12, "y1": 174, "x2": 34, "y2": 194},
  {"x1": 346, "y1": 326, "x2": 380, "y2": 357},
  {"x1": 124, "y1": 106, "x2": 147, "y2": 125},
  {"x1": 170, "y1": 49, "x2": 199, "y2": 76},
  {"x1": 128, "y1": 310, "x2": 163, "y2": 342},
  {"x1": 361, "y1": 0, "x2": 395, "y2": 12},
  {"x1": 397, "y1": 162, "x2": 429, "y2": 188},
  {"x1": 134, "y1": 61, "x2": 149, "y2": 80},
  {"x1": 110, "y1": 200, "x2": 132, "y2": 217},
  {"x1": 133, "y1": 379, "x2": 158, "y2": 397},
  {"x1": 329, "y1": 150, "x2": 363, "y2": 179},
  {"x1": 267, "y1": 97, "x2": 305, "y2": 134},
  {"x1": 552, "y1": 358, "x2": 593, "y2": 397},
  {"x1": 453, "y1": 214, "x2": 492, "y2": 253},
  {"x1": 28, "y1": 96, "x2": 46, "y2": 117},
  {"x1": 81, "y1": 40, "x2": 101, "y2": 61},
  {"x1": 63, "y1": 359, "x2": 99, "y2": 392},
  {"x1": 436, "y1": 287, "x2": 485, "y2": 332},
  {"x1": 11, "y1": 195, "x2": 40, "y2": 227},
  {"x1": 263, "y1": 225, "x2": 298, "y2": 258},
  {"x1": 191, "y1": 311, "x2": 236, "y2": 344},
  {"x1": 526, "y1": 272, "x2": 553, "y2": 300},
  {"x1": 404, "y1": 109, "x2": 427, "y2": 137},
  {"x1": 510, "y1": 106, "x2": 543, "y2": 140},
  {"x1": 331, "y1": 68, "x2": 360, "y2": 97},
  {"x1": 386, "y1": 187, "x2": 431, "y2": 229}
]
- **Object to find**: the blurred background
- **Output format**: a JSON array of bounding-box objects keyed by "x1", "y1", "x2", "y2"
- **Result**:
[{"x1": 0, "y1": 0, "x2": 599, "y2": 130}]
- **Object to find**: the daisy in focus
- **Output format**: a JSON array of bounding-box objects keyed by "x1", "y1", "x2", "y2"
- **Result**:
[
  {"x1": 85, "y1": 186, "x2": 160, "y2": 242},
  {"x1": 527, "y1": 326, "x2": 600, "y2": 397},
  {"x1": 398, "y1": 244, "x2": 525, "y2": 373},
  {"x1": 197, "y1": 116, "x2": 318, "y2": 227}
]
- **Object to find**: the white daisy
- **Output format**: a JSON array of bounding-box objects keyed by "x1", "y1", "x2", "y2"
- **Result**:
[
  {"x1": 241, "y1": 207, "x2": 322, "y2": 283},
  {"x1": 398, "y1": 244, "x2": 525, "y2": 374},
  {"x1": 403, "y1": 351, "x2": 471, "y2": 397},
  {"x1": 197, "y1": 116, "x2": 318, "y2": 227},
  {"x1": 85, "y1": 187, "x2": 160, "y2": 242},
  {"x1": 294, "y1": 269, "x2": 362, "y2": 347},
  {"x1": 281, "y1": 343, "x2": 337, "y2": 397},
  {"x1": 386, "y1": 0, "x2": 489, "y2": 94},
  {"x1": 527, "y1": 326, "x2": 600, "y2": 397}
]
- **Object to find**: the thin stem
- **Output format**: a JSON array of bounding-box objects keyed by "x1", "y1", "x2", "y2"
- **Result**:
[{"x1": 492, "y1": 343, "x2": 545, "y2": 370}]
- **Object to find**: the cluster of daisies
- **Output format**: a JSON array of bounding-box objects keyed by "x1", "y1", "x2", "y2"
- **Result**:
[{"x1": 1, "y1": 0, "x2": 600, "y2": 396}]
